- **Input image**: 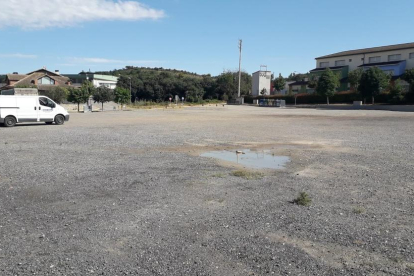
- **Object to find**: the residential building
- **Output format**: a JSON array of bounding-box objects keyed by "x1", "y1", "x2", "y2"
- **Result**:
[
  {"x1": 288, "y1": 79, "x2": 312, "y2": 94},
  {"x1": 252, "y1": 70, "x2": 272, "y2": 96},
  {"x1": 64, "y1": 72, "x2": 118, "y2": 89},
  {"x1": 1, "y1": 68, "x2": 72, "y2": 93},
  {"x1": 310, "y1": 42, "x2": 414, "y2": 91}
]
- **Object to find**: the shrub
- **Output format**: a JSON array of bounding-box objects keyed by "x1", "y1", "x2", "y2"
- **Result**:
[
  {"x1": 231, "y1": 170, "x2": 264, "y2": 180},
  {"x1": 353, "y1": 207, "x2": 365, "y2": 214},
  {"x1": 293, "y1": 192, "x2": 312, "y2": 206}
]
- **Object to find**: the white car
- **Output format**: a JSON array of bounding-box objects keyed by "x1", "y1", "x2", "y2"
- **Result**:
[{"x1": 0, "y1": 95, "x2": 70, "y2": 127}]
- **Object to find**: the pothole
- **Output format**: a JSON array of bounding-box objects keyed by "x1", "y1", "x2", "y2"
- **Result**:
[{"x1": 201, "y1": 149, "x2": 290, "y2": 169}]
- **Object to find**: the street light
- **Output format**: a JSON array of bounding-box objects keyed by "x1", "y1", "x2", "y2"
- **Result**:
[{"x1": 127, "y1": 77, "x2": 132, "y2": 104}]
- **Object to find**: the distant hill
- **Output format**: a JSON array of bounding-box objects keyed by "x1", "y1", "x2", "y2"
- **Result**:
[{"x1": 94, "y1": 66, "x2": 206, "y2": 79}]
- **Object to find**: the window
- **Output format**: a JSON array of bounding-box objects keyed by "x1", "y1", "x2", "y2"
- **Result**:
[
  {"x1": 410, "y1": 53, "x2": 414, "y2": 59},
  {"x1": 349, "y1": 59, "x2": 352, "y2": 62},
  {"x1": 369, "y1": 56, "x2": 381, "y2": 63},
  {"x1": 38, "y1": 76, "x2": 55, "y2": 85},
  {"x1": 319, "y1": 62, "x2": 329, "y2": 68},
  {"x1": 388, "y1": 54, "x2": 401, "y2": 61},
  {"x1": 335, "y1": 60, "x2": 345, "y2": 66},
  {"x1": 39, "y1": 97, "x2": 55, "y2": 107}
]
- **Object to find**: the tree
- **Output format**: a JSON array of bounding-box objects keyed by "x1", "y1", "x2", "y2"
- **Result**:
[
  {"x1": 316, "y1": 68, "x2": 340, "y2": 104},
  {"x1": 114, "y1": 87, "x2": 130, "y2": 108},
  {"x1": 41, "y1": 86, "x2": 68, "y2": 103},
  {"x1": 287, "y1": 72, "x2": 309, "y2": 82},
  {"x1": 81, "y1": 80, "x2": 96, "y2": 97},
  {"x1": 388, "y1": 80, "x2": 404, "y2": 104},
  {"x1": 348, "y1": 68, "x2": 364, "y2": 92},
  {"x1": 307, "y1": 75, "x2": 318, "y2": 89},
  {"x1": 402, "y1": 69, "x2": 414, "y2": 102},
  {"x1": 273, "y1": 73, "x2": 286, "y2": 93},
  {"x1": 93, "y1": 86, "x2": 114, "y2": 111},
  {"x1": 67, "y1": 87, "x2": 91, "y2": 112},
  {"x1": 358, "y1": 67, "x2": 390, "y2": 104}
]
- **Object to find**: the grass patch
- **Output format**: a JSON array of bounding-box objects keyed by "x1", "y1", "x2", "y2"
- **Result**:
[
  {"x1": 353, "y1": 206, "x2": 365, "y2": 214},
  {"x1": 231, "y1": 170, "x2": 264, "y2": 180},
  {"x1": 211, "y1": 172, "x2": 226, "y2": 178},
  {"x1": 292, "y1": 192, "x2": 312, "y2": 206}
]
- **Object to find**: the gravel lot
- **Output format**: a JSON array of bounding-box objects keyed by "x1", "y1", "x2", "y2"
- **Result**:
[{"x1": 1, "y1": 105, "x2": 413, "y2": 276}]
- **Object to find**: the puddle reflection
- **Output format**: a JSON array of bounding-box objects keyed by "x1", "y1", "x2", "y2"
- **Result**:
[{"x1": 201, "y1": 149, "x2": 290, "y2": 169}]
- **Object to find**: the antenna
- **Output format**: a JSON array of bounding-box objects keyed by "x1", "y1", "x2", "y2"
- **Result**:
[{"x1": 260, "y1": 65, "x2": 267, "y2": 72}]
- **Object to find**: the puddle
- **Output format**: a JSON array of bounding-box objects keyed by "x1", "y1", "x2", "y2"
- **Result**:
[{"x1": 201, "y1": 149, "x2": 290, "y2": 169}]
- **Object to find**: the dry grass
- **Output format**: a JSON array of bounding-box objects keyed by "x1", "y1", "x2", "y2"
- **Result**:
[{"x1": 231, "y1": 170, "x2": 264, "y2": 180}]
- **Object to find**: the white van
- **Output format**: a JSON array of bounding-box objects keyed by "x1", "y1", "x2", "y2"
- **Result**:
[{"x1": 0, "y1": 95, "x2": 69, "y2": 127}]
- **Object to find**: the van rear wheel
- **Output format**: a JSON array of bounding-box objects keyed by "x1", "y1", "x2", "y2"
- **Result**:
[
  {"x1": 4, "y1": 116, "x2": 17, "y2": 127},
  {"x1": 54, "y1": 115, "x2": 65, "y2": 125}
]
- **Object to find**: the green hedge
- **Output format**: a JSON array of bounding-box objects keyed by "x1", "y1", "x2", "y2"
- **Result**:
[{"x1": 245, "y1": 92, "x2": 414, "y2": 105}]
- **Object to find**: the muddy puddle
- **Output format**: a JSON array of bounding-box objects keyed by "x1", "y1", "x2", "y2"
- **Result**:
[{"x1": 201, "y1": 149, "x2": 290, "y2": 169}]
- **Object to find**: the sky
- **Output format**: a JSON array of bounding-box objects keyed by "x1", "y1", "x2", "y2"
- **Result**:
[{"x1": 0, "y1": 0, "x2": 413, "y2": 77}]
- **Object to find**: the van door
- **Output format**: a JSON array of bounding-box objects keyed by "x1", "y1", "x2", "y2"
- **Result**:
[
  {"x1": 16, "y1": 97, "x2": 38, "y2": 122},
  {"x1": 38, "y1": 97, "x2": 55, "y2": 122}
]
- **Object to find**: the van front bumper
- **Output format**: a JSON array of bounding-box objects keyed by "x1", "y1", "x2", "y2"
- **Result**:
[{"x1": 65, "y1": 115, "x2": 70, "y2": 122}]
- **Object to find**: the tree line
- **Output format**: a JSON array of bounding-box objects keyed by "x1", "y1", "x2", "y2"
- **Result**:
[
  {"x1": 113, "y1": 67, "x2": 252, "y2": 103},
  {"x1": 314, "y1": 68, "x2": 414, "y2": 104}
]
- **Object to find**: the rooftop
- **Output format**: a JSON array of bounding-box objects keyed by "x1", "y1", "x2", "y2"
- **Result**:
[{"x1": 316, "y1": 42, "x2": 414, "y2": 59}]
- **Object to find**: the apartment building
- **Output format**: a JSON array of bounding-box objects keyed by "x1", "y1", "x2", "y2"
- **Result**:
[{"x1": 310, "y1": 42, "x2": 414, "y2": 91}]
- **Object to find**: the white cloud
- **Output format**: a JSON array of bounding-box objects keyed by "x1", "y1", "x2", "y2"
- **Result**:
[
  {"x1": 0, "y1": 0, "x2": 165, "y2": 29},
  {"x1": 68, "y1": 56, "x2": 163, "y2": 65},
  {"x1": 0, "y1": 53, "x2": 38, "y2": 59},
  {"x1": 72, "y1": 57, "x2": 126, "y2": 64}
]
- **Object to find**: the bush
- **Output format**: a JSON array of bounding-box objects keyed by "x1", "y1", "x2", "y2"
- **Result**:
[
  {"x1": 231, "y1": 170, "x2": 263, "y2": 180},
  {"x1": 292, "y1": 192, "x2": 312, "y2": 206}
]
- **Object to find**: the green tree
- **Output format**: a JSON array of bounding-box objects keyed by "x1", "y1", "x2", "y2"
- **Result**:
[
  {"x1": 316, "y1": 68, "x2": 340, "y2": 104},
  {"x1": 273, "y1": 73, "x2": 286, "y2": 93},
  {"x1": 402, "y1": 69, "x2": 414, "y2": 101},
  {"x1": 307, "y1": 75, "x2": 318, "y2": 89},
  {"x1": 93, "y1": 86, "x2": 114, "y2": 111},
  {"x1": 114, "y1": 87, "x2": 130, "y2": 107},
  {"x1": 41, "y1": 86, "x2": 68, "y2": 103},
  {"x1": 348, "y1": 68, "x2": 364, "y2": 92},
  {"x1": 81, "y1": 80, "x2": 95, "y2": 97},
  {"x1": 388, "y1": 80, "x2": 404, "y2": 104},
  {"x1": 359, "y1": 67, "x2": 391, "y2": 104},
  {"x1": 67, "y1": 87, "x2": 90, "y2": 112}
]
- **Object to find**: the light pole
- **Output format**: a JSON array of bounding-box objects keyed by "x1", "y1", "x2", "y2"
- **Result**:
[
  {"x1": 127, "y1": 77, "x2": 132, "y2": 104},
  {"x1": 238, "y1": 39, "x2": 242, "y2": 98}
]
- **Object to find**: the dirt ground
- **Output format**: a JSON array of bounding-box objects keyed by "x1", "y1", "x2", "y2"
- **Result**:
[{"x1": 0, "y1": 105, "x2": 413, "y2": 275}]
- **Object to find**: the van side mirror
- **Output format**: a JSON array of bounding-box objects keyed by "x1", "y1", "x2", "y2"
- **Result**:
[{"x1": 49, "y1": 103, "x2": 56, "y2": 108}]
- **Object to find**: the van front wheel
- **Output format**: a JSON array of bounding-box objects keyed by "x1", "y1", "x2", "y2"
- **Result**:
[
  {"x1": 54, "y1": 115, "x2": 65, "y2": 125},
  {"x1": 4, "y1": 116, "x2": 17, "y2": 127}
]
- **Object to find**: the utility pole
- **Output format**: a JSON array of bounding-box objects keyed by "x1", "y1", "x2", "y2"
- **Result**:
[{"x1": 238, "y1": 39, "x2": 242, "y2": 98}]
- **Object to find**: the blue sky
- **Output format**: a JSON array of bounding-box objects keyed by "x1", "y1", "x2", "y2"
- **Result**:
[{"x1": 0, "y1": 0, "x2": 413, "y2": 77}]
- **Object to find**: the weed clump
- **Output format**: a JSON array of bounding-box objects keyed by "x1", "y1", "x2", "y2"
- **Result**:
[
  {"x1": 293, "y1": 192, "x2": 312, "y2": 206},
  {"x1": 353, "y1": 206, "x2": 365, "y2": 214},
  {"x1": 231, "y1": 170, "x2": 264, "y2": 180}
]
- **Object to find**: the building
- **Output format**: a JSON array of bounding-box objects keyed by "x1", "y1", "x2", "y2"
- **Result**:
[
  {"x1": 1, "y1": 68, "x2": 72, "y2": 93},
  {"x1": 288, "y1": 80, "x2": 312, "y2": 94},
  {"x1": 252, "y1": 70, "x2": 272, "y2": 96},
  {"x1": 64, "y1": 72, "x2": 118, "y2": 89},
  {"x1": 310, "y1": 42, "x2": 414, "y2": 91}
]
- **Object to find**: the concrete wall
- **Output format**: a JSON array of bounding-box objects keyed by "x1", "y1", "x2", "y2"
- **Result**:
[{"x1": 252, "y1": 71, "x2": 272, "y2": 96}]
